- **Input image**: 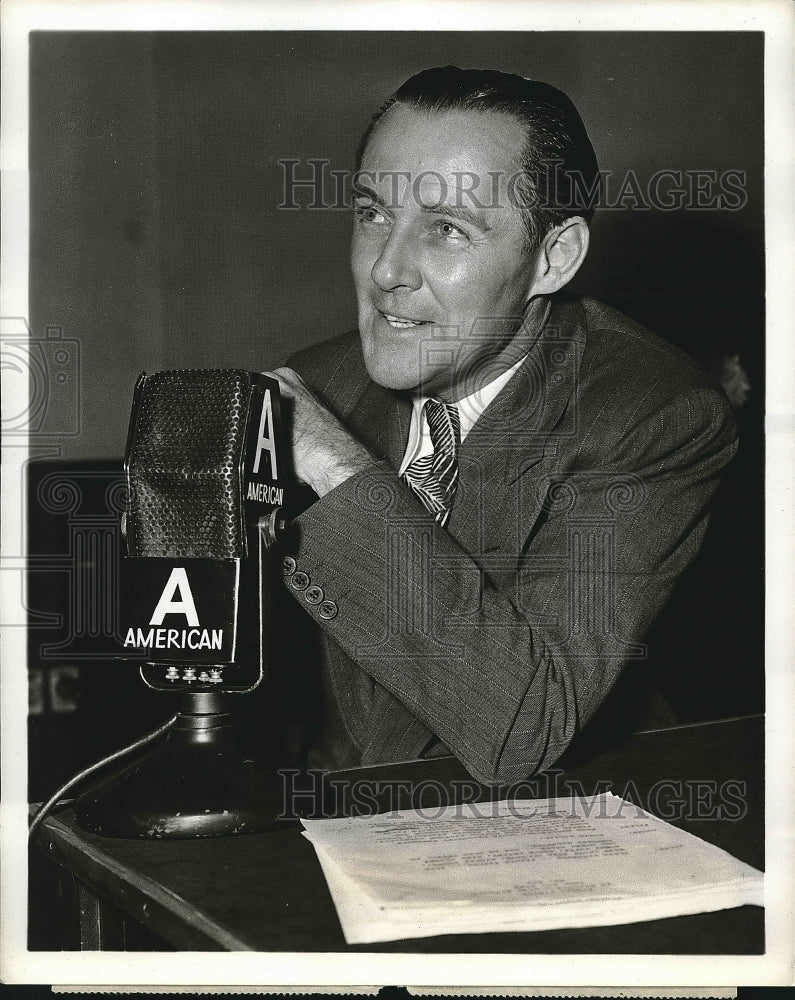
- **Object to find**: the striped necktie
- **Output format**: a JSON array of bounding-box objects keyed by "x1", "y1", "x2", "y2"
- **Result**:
[{"x1": 402, "y1": 399, "x2": 461, "y2": 528}]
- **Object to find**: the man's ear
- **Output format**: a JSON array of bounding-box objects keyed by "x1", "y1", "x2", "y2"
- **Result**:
[{"x1": 529, "y1": 217, "x2": 590, "y2": 297}]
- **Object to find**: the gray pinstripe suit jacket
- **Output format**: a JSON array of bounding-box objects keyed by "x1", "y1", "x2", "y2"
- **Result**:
[{"x1": 282, "y1": 294, "x2": 737, "y2": 784}]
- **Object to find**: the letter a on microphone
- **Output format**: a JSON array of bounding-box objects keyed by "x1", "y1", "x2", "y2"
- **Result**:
[
  {"x1": 150, "y1": 568, "x2": 200, "y2": 626},
  {"x1": 252, "y1": 388, "x2": 278, "y2": 478}
]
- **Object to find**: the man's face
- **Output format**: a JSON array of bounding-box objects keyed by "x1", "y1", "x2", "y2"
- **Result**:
[{"x1": 351, "y1": 104, "x2": 541, "y2": 400}]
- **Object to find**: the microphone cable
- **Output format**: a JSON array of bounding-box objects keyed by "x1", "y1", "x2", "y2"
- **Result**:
[{"x1": 28, "y1": 713, "x2": 178, "y2": 844}]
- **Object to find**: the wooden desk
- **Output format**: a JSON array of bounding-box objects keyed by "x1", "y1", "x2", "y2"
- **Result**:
[{"x1": 33, "y1": 715, "x2": 763, "y2": 953}]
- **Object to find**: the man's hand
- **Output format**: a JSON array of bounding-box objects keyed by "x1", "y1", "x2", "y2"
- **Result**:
[{"x1": 265, "y1": 367, "x2": 375, "y2": 497}]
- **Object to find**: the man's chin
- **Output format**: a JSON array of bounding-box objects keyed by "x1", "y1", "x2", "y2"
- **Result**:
[
  {"x1": 360, "y1": 341, "x2": 422, "y2": 393},
  {"x1": 362, "y1": 358, "x2": 421, "y2": 393}
]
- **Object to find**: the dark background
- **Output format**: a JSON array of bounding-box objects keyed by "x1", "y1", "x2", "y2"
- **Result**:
[
  {"x1": 26, "y1": 32, "x2": 763, "y2": 803},
  {"x1": 29, "y1": 30, "x2": 763, "y2": 458}
]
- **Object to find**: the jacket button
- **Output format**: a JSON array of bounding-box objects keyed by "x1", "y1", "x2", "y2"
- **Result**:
[
  {"x1": 318, "y1": 600, "x2": 338, "y2": 620},
  {"x1": 305, "y1": 585, "x2": 324, "y2": 605},
  {"x1": 282, "y1": 556, "x2": 297, "y2": 576},
  {"x1": 290, "y1": 571, "x2": 310, "y2": 591}
]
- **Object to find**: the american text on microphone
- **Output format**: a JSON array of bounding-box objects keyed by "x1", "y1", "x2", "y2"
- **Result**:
[
  {"x1": 246, "y1": 482, "x2": 284, "y2": 505},
  {"x1": 122, "y1": 626, "x2": 224, "y2": 650}
]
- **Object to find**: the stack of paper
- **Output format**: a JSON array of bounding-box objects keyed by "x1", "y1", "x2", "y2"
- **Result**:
[{"x1": 301, "y1": 792, "x2": 763, "y2": 944}]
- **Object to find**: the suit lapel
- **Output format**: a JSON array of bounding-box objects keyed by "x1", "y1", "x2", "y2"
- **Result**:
[{"x1": 447, "y1": 295, "x2": 587, "y2": 553}]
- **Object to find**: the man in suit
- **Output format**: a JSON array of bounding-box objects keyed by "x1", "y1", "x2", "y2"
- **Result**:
[{"x1": 266, "y1": 67, "x2": 737, "y2": 785}]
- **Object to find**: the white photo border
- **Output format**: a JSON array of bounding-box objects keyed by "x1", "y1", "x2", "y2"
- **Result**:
[{"x1": 2, "y1": 0, "x2": 793, "y2": 988}]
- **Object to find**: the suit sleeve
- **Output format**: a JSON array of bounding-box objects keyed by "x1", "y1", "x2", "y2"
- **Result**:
[{"x1": 284, "y1": 384, "x2": 737, "y2": 784}]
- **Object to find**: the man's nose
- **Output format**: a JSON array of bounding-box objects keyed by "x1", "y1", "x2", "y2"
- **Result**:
[{"x1": 370, "y1": 228, "x2": 422, "y2": 291}]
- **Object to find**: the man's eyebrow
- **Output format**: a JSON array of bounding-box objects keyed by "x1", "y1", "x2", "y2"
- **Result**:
[
  {"x1": 420, "y1": 201, "x2": 493, "y2": 231},
  {"x1": 352, "y1": 182, "x2": 492, "y2": 231},
  {"x1": 352, "y1": 182, "x2": 385, "y2": 205}
]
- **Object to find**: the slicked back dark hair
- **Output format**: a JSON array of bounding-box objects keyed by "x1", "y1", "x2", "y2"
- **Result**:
[{"x1": 356, "y1": 65, "x2": 600, "y2": 250}]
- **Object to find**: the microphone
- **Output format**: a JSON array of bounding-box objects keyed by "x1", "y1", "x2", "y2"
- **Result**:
[
  {"x1": 119, "y1": 368, "x2": 284, "y2": 691},
  {"x1": 75, "y1": 370, "x2": 291, "y2": 839}
]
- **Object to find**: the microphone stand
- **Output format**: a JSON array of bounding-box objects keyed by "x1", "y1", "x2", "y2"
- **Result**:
[
  {"x1": 73, "y1": 371, "x2": 296, "y2": 838},
  {"x1": 75, "y1": 688, "x2": 287, "y2": 838}
]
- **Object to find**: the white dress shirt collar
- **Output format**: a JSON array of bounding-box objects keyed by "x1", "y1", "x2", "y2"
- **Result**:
[{"x1": 398, "y1": 353, "x2": 527, "y2": 475}]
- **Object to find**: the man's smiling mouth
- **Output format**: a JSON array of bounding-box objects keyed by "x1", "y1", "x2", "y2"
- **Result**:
[{"x1": 380, "y1": 311, "x2": 428, "y2": 329}]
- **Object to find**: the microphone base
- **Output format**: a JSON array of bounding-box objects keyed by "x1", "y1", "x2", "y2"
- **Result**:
[{"x1": 75, "y1": 693, "x2": 288, "y2": 839}]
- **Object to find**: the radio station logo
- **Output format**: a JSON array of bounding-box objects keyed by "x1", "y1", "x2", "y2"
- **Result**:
[
  {"x1": 246, "y1": 388, "x2": 284, "y2": 502},
  {"x1": 123, "y1": 567, "x2": 223, "y2": 651},
  {"x1": 246, "y1": 482, "x2": 283, "y2": 504}
]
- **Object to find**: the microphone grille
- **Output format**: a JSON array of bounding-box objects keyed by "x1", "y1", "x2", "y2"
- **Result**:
[{"x1": 127, "y1": 370, "x2": 250, "y2": 558}]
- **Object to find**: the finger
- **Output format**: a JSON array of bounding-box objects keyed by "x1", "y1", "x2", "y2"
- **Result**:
[
  {"x1": 272, "y1": 366, "x2": 304, "y2": 384},
  {"x1": 273, "y1": 368, "x2": 320, "y2": 409},
  {"x1": 261, "y1": 368, "x2": 297, "y2": 399}
]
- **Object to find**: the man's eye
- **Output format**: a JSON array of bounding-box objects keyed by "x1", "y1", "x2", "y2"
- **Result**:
[
  {"x1": 354, "y1": 205, "x2": 388, "y2": 225},
  {"x1": 434, "y1": 220, "x2": 468, "y2": 241}
]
